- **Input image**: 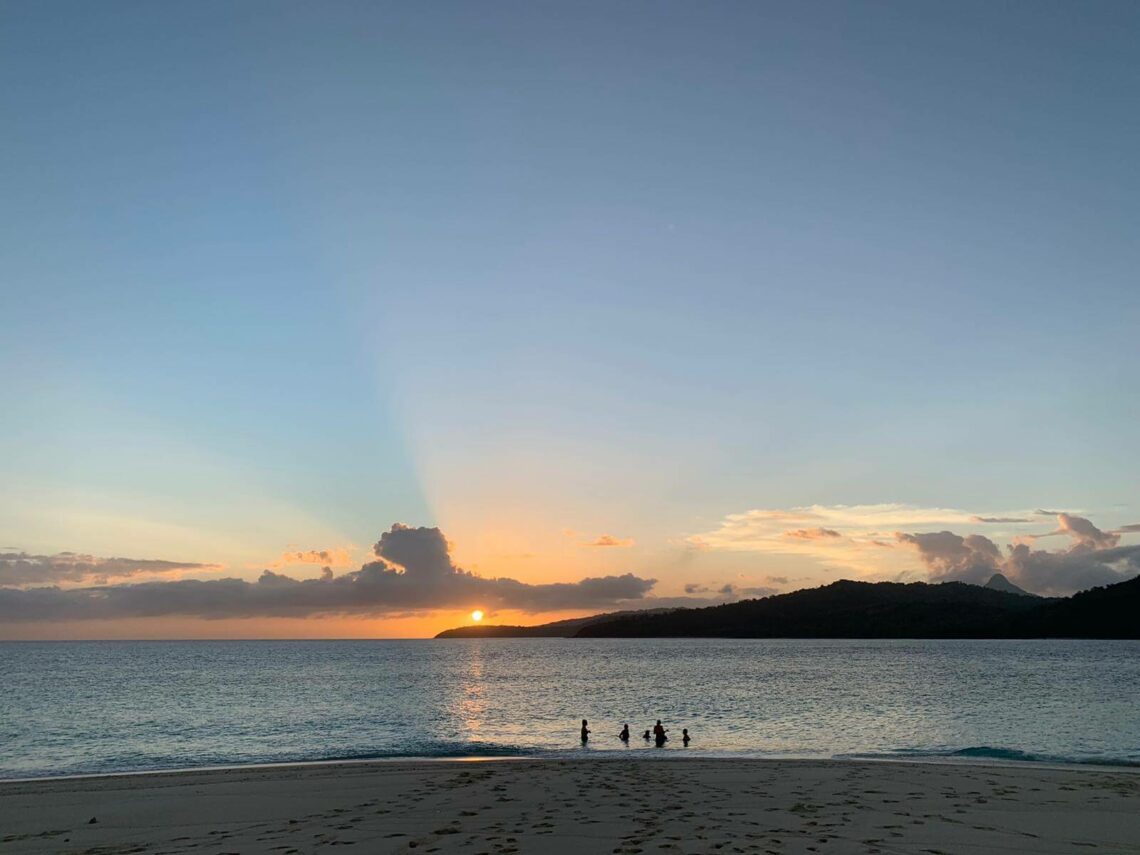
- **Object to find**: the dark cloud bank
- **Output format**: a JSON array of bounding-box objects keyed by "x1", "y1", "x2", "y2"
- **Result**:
[
  {"x1": 897, "y1": 514, "x2": 1140, "y2": 596},
  {"x1": 0, "y1": 525, "x2": 656, "y2": 622}
]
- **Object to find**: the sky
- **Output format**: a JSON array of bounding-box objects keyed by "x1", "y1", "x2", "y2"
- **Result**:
[{"x1": 1, "y1": 1, "x2": 1138, "y2": 638}]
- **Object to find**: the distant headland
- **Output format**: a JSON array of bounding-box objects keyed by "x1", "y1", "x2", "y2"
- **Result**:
[{"x1": 436, "y1": 574, "x2": 1139, "y2": 639}]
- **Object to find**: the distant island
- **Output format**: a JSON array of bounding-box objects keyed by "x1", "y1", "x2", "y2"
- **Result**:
[{"x1": 436, "y1": 573, "x2": 1139, "y2": 639}]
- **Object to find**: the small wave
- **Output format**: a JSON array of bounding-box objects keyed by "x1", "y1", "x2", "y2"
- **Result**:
[
  {"x1": 307, "y1": 740, "x2": 541, "y2": 762},
  {"x1": 1, "y1": 741, "x2": 545, "y2": 781},
  {"x1": 839, "y1": 746, "x2": 1140, "y2": 768}
]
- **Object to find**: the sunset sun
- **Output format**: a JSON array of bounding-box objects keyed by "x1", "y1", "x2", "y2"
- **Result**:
[{"x1": 470, "y1": 610, "x2": 484, "y2": 622}]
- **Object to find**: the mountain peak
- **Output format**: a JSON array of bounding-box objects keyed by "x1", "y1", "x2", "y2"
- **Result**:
[{"x1": 985, "y1": 573, "x2": 1037, "y2": 597}]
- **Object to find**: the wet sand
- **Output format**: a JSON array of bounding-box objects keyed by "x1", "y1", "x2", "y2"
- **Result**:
[{"x1": 2, "y1": 758, "x2": 1138, "y2": 854}]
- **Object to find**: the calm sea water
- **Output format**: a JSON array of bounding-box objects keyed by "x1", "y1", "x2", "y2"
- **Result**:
[{"x1": 2, "y1": 639, "x2": 1138, "y2": 779}]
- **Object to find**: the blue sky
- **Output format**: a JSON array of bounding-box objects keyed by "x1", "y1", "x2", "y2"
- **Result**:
[{"x1": 2, "y1": 2, "x2": 1138, "y2": 634}]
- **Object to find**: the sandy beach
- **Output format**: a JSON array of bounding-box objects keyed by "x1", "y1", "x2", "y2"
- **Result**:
[{"x1": 2, "y1": 758, "x2": 1138, "y2": 854}]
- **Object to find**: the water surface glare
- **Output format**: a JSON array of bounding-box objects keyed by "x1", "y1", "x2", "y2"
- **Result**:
[{"x1": 2, "y1": 639, "x2": 1138, "y2": 778}]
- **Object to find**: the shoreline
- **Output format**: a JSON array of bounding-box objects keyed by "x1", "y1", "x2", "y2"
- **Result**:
[
  {"x1": 4, "y1": 747, "x2": 1139, "y2": 786},
  {"x1": 2, "y1": 757, "x2": 1138, "y2": 854}
]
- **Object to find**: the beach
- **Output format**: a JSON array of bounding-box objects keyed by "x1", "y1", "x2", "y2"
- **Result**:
[{"x1": 2, "y1": 758, "x2": 1138, "y2": 854}]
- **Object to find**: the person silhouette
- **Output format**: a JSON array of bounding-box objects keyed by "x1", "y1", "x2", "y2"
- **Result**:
[
  {"x1": 682, "y1": 728, "x2": 691, "y2": 746},
  {"x1": 642, "y1": 729, "x2": 651, "y2": 741},
  {"x1": 618, "y1": 724, "x2": 630, "y2": 742},
  {"x1": 653, "y1": 719, "x2": 668, "y2": 747},
  {"x1": 580, "y1": 719, "x2": 590, "y2": 744}
]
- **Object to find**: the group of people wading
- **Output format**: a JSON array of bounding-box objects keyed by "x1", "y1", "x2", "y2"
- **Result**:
[{"x1": 581, "y1": 719, "x2": 690, "y2": 748}]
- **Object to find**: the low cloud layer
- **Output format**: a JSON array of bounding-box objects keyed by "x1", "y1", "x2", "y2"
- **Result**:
[
  {"x1": 897, "y1": 514, "x2": 1140, "y2": 595},
  {"x1": 0, "y1": 524, "x2": 657, "y2": 622},
  {"x1": 0, "y1": 552, "x2": 220, "y2": 587}
]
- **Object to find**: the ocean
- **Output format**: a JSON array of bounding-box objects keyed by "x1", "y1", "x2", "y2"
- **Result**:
[{"x1": 2, "y1": 638, "x2": 1137, "y2": 779}]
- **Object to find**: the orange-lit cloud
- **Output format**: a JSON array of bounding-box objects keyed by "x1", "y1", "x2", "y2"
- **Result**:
[
  {"x1": 585, "y1": 534, "x2": 635, "y2": 548},
  {"x1": 782, "y1": 527, "x2": 841, "y2": 540}
]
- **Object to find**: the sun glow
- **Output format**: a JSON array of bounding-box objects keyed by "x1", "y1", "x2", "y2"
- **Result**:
[{"x1": 470, "y1": 610, "x2": 484, "y2": 622}]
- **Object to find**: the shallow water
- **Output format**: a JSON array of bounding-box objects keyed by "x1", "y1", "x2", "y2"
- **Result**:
[{"x1": 2, "y1": 638, "x2": 1138, "y2": 778}]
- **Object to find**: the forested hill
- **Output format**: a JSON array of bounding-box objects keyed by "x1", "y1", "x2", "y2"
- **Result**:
[
  {"x1": 435, "y1": 576, "x2": 1140, "y2": 639},
  {"x1": 573, "y1": 577, "x2": 1140, "y2": 639}
]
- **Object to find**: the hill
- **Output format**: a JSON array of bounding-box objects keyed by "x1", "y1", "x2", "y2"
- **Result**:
[
  {"x1": 573, "y1": 580, "x2": 1048, "y2": 639},
  {"x1": 433, "y1": 576, "x2": 1140, "y2": 640},
  {"x1": 984, "y1": 572, "x2": 1037, "y2": 597},
  {"x1": 1009, "y1": 574, "x2": 1140, "y2": 638}
]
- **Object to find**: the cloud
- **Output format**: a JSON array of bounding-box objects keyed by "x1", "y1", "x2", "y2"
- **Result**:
[
  {"x1": 699, "y1": 504, "x2": 1052, "y2": 543},
  {"x1": 687, "y1": 503, "x2": 1119, "y2": 581},
  {"x1": 1018, "y1": 514, "x2": 1122, "y2": 548},
  {"x1": 585, "y1": 534, "x2": 635, "y2": 548},
  {"x1": 269, "y1": 548, "x2": 355, "y2": 569},
  {"x1": 0, "y1": 552, "x2": 220, "y2": 588},
  {"x1": 687, "y1": 504, "x2": 1027, "y2": 573},
  {"x1": 692, "y1": 503, "x2": 1137, "y2": 595},
  {"x1": 1055, "y1": 513, "x2": 1118, "y2": 549},
  {"x1": 894, "y1": 532, "x2": 1002, "y2": 585},
  {"x1": 683, "y1": 582, "x2": 737, "y2": 596},
  {"x1": 0, "y1": 524, "x2": 658, "y2": 622},
  {"x1": 684, "y1": 582, "x2": 744, "y2": 595},
  {"x1": 782, "y1": 528, "x2": 841, "y2": 540},
  {"x1": 683, "y1": 582, "x2": 777, "y2": 599},
  {"x1": 896, "y1": 514, "x2": 1140, "y2": 596},
  {"x1": 1002, "y1": 542, "x2": 1139, "y2": 596}
]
